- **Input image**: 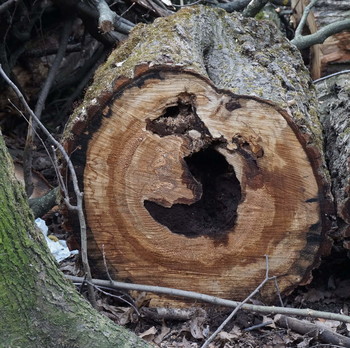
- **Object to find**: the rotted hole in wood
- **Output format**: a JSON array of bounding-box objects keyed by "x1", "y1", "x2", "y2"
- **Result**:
[{"x1": 144, "y1": 147, "x2": 242, "y2": 239}]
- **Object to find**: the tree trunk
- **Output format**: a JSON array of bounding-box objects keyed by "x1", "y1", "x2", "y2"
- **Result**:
[
  {"x1": 0, "y1": 131, "x2": 151, "y2": 347},
  {"x1": 316, "y1": 73, "x2": 350, "y2": 248},
  {"x1": 63, "y1": 6, "x2": 334, "y2": 302}
]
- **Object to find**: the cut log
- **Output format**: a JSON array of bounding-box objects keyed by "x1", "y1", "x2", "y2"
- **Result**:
[
  {"x1": 316, "y1": 73, "x2": 350, "y2": 247},
  {"x1": 62, "y1": 6, "x2": 334, "y2": 302}
]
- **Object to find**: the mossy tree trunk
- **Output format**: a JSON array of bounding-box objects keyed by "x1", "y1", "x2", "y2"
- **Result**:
[
  {"x1": 63, "y1": 6, "x2": 335, "y2": 302},
  {"x1": 0, "y1": 131, "x2": 151, "y2": 348}
]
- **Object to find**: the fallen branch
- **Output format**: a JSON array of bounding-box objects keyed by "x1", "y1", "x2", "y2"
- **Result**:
[
  {"x1": 293, "y1": 0, "x2": 318, "y2": 38},
  {"x1": 242, "y1": 0, "x2": 269, "y2": 17},
  {"x1": 29, "y1": 187, "x2": 59, "y2": 218},
  {"x1": 65, "y1": 275, "x2": 350, "y2": 324},
  {"x1": 0, "y1": 64, "x2": 97, "y2": 308},
  {"x1": 275, "y1": 314, "x2": 350, "y2": 347},
  {"x1": 88, "y1": 0, "x2": 116, "y2": 33},
  {"x1": 292, "y1": 18, "x2": 350, "y2": 50},
  {"x1": 201, "y1": 255, "x2": 275, "y2": 348}
]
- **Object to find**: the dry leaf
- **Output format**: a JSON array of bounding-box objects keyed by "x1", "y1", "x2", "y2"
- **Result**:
[
  {"x1": 139, "y1": 326, "x2": 157, "y2": 342},
  {"x1": 154, "y1": 323, "x2": 171, "y2": 345},
  {"x1": 190, "y1": 317, "x2": 205, "y2": 339}
]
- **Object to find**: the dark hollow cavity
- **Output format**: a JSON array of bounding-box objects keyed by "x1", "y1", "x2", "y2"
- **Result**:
[
  {"x1": 145, "y1": 94, "x2": 210, "y2": 137},
  {"x1": 144, "y1": 147, "x2": 242, "y2": 239}
]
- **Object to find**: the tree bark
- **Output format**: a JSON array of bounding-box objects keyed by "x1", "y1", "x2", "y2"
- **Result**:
[
  {"x1": 63, "y1": 6, "x2": 334, "y2": 302},
  {"x1": 316, "y1": 73, "x2": 350, "y2": 247},
  {"x1": 0, "y1": 131, "x2": 151, "y2": 347}
]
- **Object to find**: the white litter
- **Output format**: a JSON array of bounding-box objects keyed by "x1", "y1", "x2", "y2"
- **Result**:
[{"x1": 35, "y1": 218, "x2": 79, "y2": 262}]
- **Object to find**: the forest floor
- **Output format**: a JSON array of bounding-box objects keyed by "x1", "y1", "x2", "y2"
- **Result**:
[{"x1": 3, "y1": 132, "x2": 350, "y2": 348}]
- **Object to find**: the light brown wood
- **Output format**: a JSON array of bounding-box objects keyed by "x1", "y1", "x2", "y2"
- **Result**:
[
  {"x1": 83, "y1": 71, "x2": 322, "y2": 300},
  {"x1": 63, "y1": 7, "x2": 334, "y2": 302}
]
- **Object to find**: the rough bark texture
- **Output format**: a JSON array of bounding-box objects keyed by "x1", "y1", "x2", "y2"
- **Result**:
[
  {"x1": 316, "y1": 73, "x2": 350, "y2": 246},
  {"x1": 63, "y1": 6, "x2": 334, "y2": 302},
  {"x1": 0, "y1": 131, "x2": 151, "y2": 347}
]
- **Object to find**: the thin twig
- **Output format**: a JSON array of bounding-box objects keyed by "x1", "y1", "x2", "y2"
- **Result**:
[
  {"x1": 294, "y1": 0, "x2": 318, "y2": 38},
  {"x1": 65, "y1": 275, "x2": 350, "y2": 324},
  {"x1": 313, "y1": 69, "x2": 350, "y2": 83},
  {"x1": 201, "y1": 255, "x2": 275, "y2": 348},
  {"x1": 0, "y1": 64, "x2": 97, "y2": 308},
  {"x1": 102, "y1": 244, "x2": 113, "y2": 283},
  {"x1": 274, "y1": 277, "x2": 284, "y2": 307},
  {"x1": 23, "y1": 18, "x2": 73, "y2": 197},
  {"x1": 82, "y1": 280, "x2": 140, "y2": 315},
  {"x1": 244, "y1": 321, "x2": 273, "y2": 332}
]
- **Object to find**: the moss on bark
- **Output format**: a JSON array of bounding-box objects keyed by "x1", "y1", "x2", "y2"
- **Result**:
[{"x1": 0, "y1": 132, "x2": 151, "y2": 348}]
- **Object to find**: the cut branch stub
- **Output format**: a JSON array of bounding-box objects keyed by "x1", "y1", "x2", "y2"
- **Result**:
[{"x1": 63, "y1": 7, "x2": 334, "y2": 301}]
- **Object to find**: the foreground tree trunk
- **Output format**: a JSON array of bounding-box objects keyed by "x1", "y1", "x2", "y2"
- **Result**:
[
  {"x1": 0, "y1": 131, "x2": 150, "y2": 347},
  {"x1": 63, "y1": 6, "x2": 334, "y2": 302}
]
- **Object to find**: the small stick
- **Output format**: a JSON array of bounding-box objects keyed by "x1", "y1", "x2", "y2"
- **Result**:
[
  {"x1": 201, "y1": 255, "x2": 275, "y2": 348},
  {"x1": 275, "y1": 314, "x2": 350, "y2": 347},
  {"x1": 244, "y1": 321, "x2": 273, "y2": 332},
  {"x1": 102, "y1": 244, "x2": 113, "y2": 283}
]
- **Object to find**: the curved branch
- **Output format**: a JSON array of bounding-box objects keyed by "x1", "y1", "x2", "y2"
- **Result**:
[
  {"x1": 0, "y1": 0, "x2": 17, "y2": 14},
  {"x1": 294, "y1": 0, "x2": 318, "y2": 38},
  {"x1": 292, "y1": 18, "x2": 350, "y2": 50}
]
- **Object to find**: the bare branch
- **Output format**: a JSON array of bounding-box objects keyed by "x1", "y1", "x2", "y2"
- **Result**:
[
  {"x1": 209, "y1": 0, "x2": 290, "y2": 12},
  {"x1": 294, "y1": 0, "x2": 318, "y2": 38},
  {"x1": 23, "y1": 18, "x2": 73, "y2": 197},
  {"x1": 87, "y1": 0, "x2": 116, "y2": 33},
  {"x1": 242, "y1": 0, "x2": 269, "y2": 17},
  {"x1": 201, "y1": 255, "x2": 275, "y2": 348},
  {"x1": 77, "y1": 1, "x2": 134, "y2": 35},
  {"x1": 29, "y1": 187, "x2": 59, "y2": 218},
  {"x1": 275, "y1": 315, "x2": 350, "y2": 346},
  {"x1": 292, "y1": 18, "x2": 350, "y2": 50},
  {"x1": 207, "y1": 0, "x2": 250, "y2": 12},
  {"x1": 65, "y1": 275, "x2": 350, "y2": 324},
  {"x1": 0, "y1": 0, "x2": 17, "y2": 14}
]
